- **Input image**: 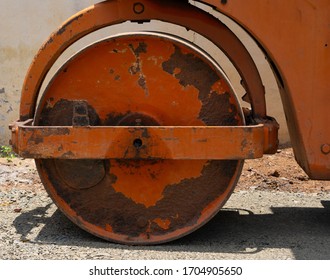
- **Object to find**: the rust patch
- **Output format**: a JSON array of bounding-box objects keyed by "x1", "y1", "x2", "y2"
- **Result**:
[
  {"x1": 38, "y1": 99, "x2": 100, "y2": 126},
  {"x1": 138, "y1": 77, "x2": 148, "y2": 94},
  {"x1": 55, "y1": 159, "x2": 106, "y2": 189},
  {"x1": 128, "y1": 42, "x2": 149, "y2": 96},
  {"x1": 38, "y1": 99, "x2": 105, "y2": 190},
  {"x1": 109, "y1": 159, "x2": 205, "y2": 207},
  {"x1": 26, "y1": 127, "x2": 71, "y2": 145},
  {"x1": 129, "y1": 42, "x2": 147, "y2": 57},
  {"x1": 41, "y1": 159, "x2": 237, "y2": 238},
  {"x1": 27, "y1": 134, "x2": 44, "y2": 145},
  {"x1": 104, "y1": 112, "x2": 131, "y2": 126},
  {"x1": 162, "y1": 45, "x2": 240, "y2": 126}
]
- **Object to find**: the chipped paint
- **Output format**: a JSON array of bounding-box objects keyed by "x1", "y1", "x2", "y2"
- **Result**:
[
  {"x1": 128, "y1": 42, "x2": 149, "y2": 97},
  {"x1": 57, "y1": 14, "x2": 84, "y2": 35},
  {"x1": 153, "y1": 218, "x2": 171, "y2": 230},
  {"x1": 31, "y1": 33, "x2": 245, "y2": 244}
]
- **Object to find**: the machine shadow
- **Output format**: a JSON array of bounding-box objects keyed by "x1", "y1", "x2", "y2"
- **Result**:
[{"x1": 13, "y1": 201, "x2": 330, "y2": 259}]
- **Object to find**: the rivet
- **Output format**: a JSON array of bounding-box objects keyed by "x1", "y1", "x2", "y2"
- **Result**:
[
  {"x1": 321, "y1": 144, "x2": 330, "y2": 155},
  {"x1": 221, "y1": 0, "x2": 228, "y2": 4},
  {"x1": 133, "y1": 2, "x2": 145, "y2": 14}
]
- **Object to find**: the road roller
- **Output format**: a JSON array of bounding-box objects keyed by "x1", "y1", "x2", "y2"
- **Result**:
[{"x1": 10, "y1": 0, "x2": 330, "y2": 244}]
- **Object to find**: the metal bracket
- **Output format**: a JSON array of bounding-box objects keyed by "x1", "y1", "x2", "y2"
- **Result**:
[{"x1": 10, "y1": 120, "x2": 278, "y2": 160}]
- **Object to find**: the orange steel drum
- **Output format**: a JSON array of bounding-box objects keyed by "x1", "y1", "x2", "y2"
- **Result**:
[{"x1": 33, "y1": 33, "x2": 244, "y2": 244}]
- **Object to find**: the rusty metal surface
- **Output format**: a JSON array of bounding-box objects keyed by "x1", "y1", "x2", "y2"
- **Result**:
[
  {"x1": 8, "y1": 0, "x2": 329, "y2": 246},
  {"x1": 37, "y1": 158, "x2": 242, "y2": 244},
  {"x1": 11, "y1": 122, "x2": 266, "y2": 160},
  {"x1": 198, "y1": 0, "x2": 330, "y2": 179},
  {"x1": 243, "y1": 108, "x2": 279, "y2": 155},
  {"x1": 19, "y1": 0, "x2": 266, "y2": 121},
  {"x1": 28, "y1": 32, "x2": 247, "y2": 244}
]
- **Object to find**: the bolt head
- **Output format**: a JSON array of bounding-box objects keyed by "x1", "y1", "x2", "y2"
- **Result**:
[
  {"x1": 321, "y1": 144, "x2": 330, "y2": 155},
  {"x1": 133, "y1": 3, "x2": 144, "y2": 14}
]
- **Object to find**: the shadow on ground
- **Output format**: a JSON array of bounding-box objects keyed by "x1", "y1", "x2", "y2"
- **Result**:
[{"x1": 13, "y1": 201, "x2": 330, "y2": 260}]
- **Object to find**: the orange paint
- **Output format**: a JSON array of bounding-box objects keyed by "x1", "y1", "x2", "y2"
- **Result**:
[
  {"x1": 37, "y1": 36, "x2": 204, "y2": 126},
  {"x1": 153, "y1": 218, "x2": 171, "y2": 230},
  {"x1": 110, "y1": 160, "x2": 207, "y2": 207},
  {"x1": 105, "y1": 224, "x2": 113, "y2": 232},
  {"x1": 210, "y1": 79, "x2": 230, "y2": 95}
]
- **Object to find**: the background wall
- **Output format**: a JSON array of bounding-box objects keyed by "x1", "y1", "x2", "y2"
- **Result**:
[{"x1": 0, "y1": 0, "x2": 289, "y2": 146}]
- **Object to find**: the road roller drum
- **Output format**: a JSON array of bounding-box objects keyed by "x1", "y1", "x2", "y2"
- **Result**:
[
  {"x1": 11, "y1": 0, "x2": 330, "y2": 244},
  {"x1": 33, "y1": 32, "x2": 245, "y2": 244}
]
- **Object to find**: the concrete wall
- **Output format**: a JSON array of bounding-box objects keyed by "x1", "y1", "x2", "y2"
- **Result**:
[{"x1": 0, "y1": 0, "x2": 289, "y2": 146}]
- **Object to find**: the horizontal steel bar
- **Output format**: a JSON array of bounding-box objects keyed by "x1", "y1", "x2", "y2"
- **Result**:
[{"x1": 11, "y1": 120, "x2": 265, "y2": 160}]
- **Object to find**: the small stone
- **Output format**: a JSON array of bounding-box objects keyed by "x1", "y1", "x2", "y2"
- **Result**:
[
  {"x1": 270, "y1": 170, "x2": 280, "y2": 177},
  {"x1": 297, "y1": 175, "x2": 308, "y2": 181}
]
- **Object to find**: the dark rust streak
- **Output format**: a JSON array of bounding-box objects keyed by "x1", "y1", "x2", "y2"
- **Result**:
[
  {"x1": 138, "y1": 76, "x2": 148, "y2": 96},
  {"x1": 40, "y1": 38, "x2": 54, "y2": 51},
  {"x1": 40, "y1": 13, "x2": 84, "y2": 51},
  {"x1": 27, "y1": 134, "x2": 44, "y2": 145},
  {"x1": 129, "y1": 42, "x2": 147, "y2": 57},
  {"x1": 41, "y1": 127, "x2": 71, "y2": 136},
  {"x1": 57, "y1": 14, "x2": 84, "y2": 35},
  {"x1": 26, "y1": 127, "x2": 71, "y2": 145},
  {"x1": 241, "y1": 138, "x2": 248, "y2": 150},
  {"x1": 128, "y1": 42, "x2": 149, "y2": 97}
]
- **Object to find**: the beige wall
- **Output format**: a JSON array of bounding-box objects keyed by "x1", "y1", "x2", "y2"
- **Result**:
[
  {"x1": 0, "y1": 0, "x2": 289, "y2": 146},
  {"x1": 0, "y1": 0, "x2": 97, "y2": 144}
]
